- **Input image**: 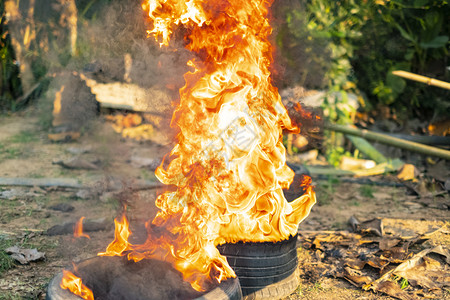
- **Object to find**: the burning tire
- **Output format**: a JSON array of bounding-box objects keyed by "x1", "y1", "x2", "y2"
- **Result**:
[
  {"x1": 46, "y1": 256, "x2": 242, "y2": 300},
  {"x1": 217, "y1": 234, "x2": 299, "y2": 299}
]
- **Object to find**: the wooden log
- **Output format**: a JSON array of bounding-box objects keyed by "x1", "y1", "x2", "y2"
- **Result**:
[
  {"x1": 392, "y1": 70, "x2": 450, "y2": 90},
  {"x1": 325, "y1": 123, "x2": 450, "y2": 160},
  {"x1": 304, "y1": 159, "x2": 404, "y2": 177},
  {"x1": 0, "y1": 177, "x2": 83, "y2": 189},
  {"x1": 346, "y1": 135, "x2": 387, "y2": 163},
  {"x1": 0, "y1": 177, "x2": 163, "y2": 190}
]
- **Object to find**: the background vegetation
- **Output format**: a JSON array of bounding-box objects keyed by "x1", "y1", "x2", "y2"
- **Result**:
[
  {"x1": 1, "y1": 0, "x2": 449, "y2": 122},
  {"x1": 274, "y1": 0, "x2": 449, "y2": 122}
]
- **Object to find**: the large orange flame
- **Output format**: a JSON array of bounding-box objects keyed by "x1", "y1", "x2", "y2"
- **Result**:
[
  {"x1": 60, "y1": 269, "x2": 94, "y2": 300},
  {"x1": 99, "y1": 0, "x2": 316, "y2": 292}
]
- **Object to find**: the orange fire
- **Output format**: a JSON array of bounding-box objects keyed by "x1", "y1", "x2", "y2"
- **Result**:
[
  {"x1": 73, "y1": 217, "x2": 90, "y2": 239},
  {"x1": 60, "y1": 269, "x2": 94, "y2": 300},
  {"x1": 98, "y1": 0, "x2": 316, "y2": 292}
]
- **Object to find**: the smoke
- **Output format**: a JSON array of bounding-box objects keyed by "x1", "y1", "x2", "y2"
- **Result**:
[
  {"x1": 75, "y1": 0, "x2": 193, "y2": 94},
  {"x1": 32, "y1": 0, "x2": 195, "y2": 132}
]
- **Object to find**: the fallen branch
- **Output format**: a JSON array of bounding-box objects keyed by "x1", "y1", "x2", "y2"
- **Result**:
[
  {"x1": 314, "y1": 176, "x2": 405, "y2": 187},
  {"x1": 0, "y1": 177, "x2": 163, "y2": 191},
  {"x1": 346, "y1": 135, "x2": 387, "y2": 163},
  {"x1": 325, "y1": 123, "x2": 450, "y2": 160},
  {"x1": 0, "y1": 177, "x2": 83, "y2": 189},
  {"x1": 392, "y1": 70, "x2": 450, "y2": 90},
  {"x1": 304, "y1": 159, "x2": 404, "y2": 177},
  {"x1": 386, "y1": 133, "x2": 450, "y2": 146}
]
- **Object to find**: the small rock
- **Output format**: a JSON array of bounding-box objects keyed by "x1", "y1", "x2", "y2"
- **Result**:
[
  {"x1": 0, "y1": 189, "x2": 23, "y2": 200},
  {"x1": 52, "y1": 156, "x2": 99, "y2": 170},
  {"x1": 130, "y1": 156, "x2": 161, "y2": 170},
  {"x1": 66, "y1": 146, "x2": 92, "y2": 155},
  {"x1": 48, "y1": 203, "x2": 74, "y2": 212},
  {"x1": 76, "y1": 189, "x2": 92, "y2": 200}
]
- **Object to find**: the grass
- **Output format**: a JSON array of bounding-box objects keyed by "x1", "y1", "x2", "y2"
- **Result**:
[
  {"x1": 0, "y1": 237, "x2": 15, "y2": 275},
  {"x1": 359, "y1": 185, "x2": 375, "y2": 198},
  {"x1": 0, "y1": 147, "x2": 23, "y2": 160},
  {"x1": 0, "y1": 292, "x2": 22, "y2": 300},
  {"x1": 316, "y1": 176, "x2": 340, "y2": 206},
  {"x1": 9, "y1": 131, "x2": 39, "y2": 144},
  {"x1": 140, "y1": 169, "x2": 158, "y2": 181},
  {"x1": 350, "y1": 200, "x2": 361, "y2": 206}
]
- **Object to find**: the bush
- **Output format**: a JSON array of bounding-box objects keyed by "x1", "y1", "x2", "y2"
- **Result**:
[
  {"x1": 0, "y1": 1, "x2": 22, "y2": 112},
  {"x1": 275, "y1": 0, "x2": 450, "y2": 121}
]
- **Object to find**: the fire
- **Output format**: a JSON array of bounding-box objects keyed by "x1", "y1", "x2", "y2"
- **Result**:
[
  {"x1": 73, "y1": 217, "x2": 90, "y2": 239},
  {"x1": 98, "y1": 213, "x2": 131, "y2": 256},
  {"x1": 98, "y1": 0, "x2": 316, "y2": 292},
  {"x1": 60, "y1": 269, "x2": 94, "y2": 300}
]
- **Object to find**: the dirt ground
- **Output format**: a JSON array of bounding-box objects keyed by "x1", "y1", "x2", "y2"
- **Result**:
[{"x1": 0, "y1": 110, "x2": 448, "y2": 300}]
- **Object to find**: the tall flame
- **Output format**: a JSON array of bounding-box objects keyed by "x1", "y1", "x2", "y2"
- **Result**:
[{"x1": 99, "y1": 0, "x2": 316, "y2": 292}]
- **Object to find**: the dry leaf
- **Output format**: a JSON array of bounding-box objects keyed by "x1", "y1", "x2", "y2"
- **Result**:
[
  {"x1": 5, "y1": 246, "x2": 45, "y2": 264},
  {"x1": 379, "y1": 238, "x2": 401, "y2": 251},
  {"x1": 397, "y1": 164, "x2": 419, "y2": 181},
  {"x1": 369, "y1": 281, "x2": 418, "y2": 300}
]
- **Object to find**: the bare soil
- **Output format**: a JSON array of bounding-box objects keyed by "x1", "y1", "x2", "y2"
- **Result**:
[{"x1": 0, "y1": 111, "x2": 448, "y2": 299}]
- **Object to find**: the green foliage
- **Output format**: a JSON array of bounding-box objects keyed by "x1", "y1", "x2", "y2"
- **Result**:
[
  {"x1": 353, "y1": 0, "x2": 449, "y2": 116},
  {"x1": 276, "y1": 0, "x2": 450, "y2": 120},
  {"x1": 0, "y1": 2, "x2": 22, "y2": 112},
  {"x1": 359, "y1": 185, "x2": 375, "y2": 198},
  {"x1": 9, "y1": 131, "x2": 39, "y2": 144},
  {"x1": 326, "y1": 145, "x2": 351, "y2": 167},
  {"x1": 0, "y1": 237, "x2": 15, "y2": 275}
]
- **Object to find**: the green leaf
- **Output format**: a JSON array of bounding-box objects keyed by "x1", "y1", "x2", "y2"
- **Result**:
[
  {"x1": 386, "y1": 72, "x2": 406, "y2": 94},
  {"x1": 420, "y1": 35, "x2": 448, "y2": 48},
  {"x1": 395, "y1": 24, "x2": 416, "y2": 43},
  {"x1": 404, "y1": 49, "x2": 415, "y2": 60},
  {"x1": 413, "y1": 0, "x2": 430, "y2": 7}
]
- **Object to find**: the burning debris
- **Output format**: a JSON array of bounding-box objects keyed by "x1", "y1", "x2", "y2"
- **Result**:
[
  {"x1": 73, "y1": 217, "x2": 90, "y2": 240},
  {"x1": 60, "y1": 269, "x2": 94, "y2": 300},
  {"x1": 60, "y1": 0, "x2": 316, "y2": 297}
]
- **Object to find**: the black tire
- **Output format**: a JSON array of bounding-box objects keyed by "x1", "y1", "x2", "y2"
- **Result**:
[
  {"x1": 241, "y1": 270, "x2": 299, "y2": 300},
  {"x1": 217, "y1": 234, "x2": 299, "y2": 297},
  {"x1": 46, "y1": 256, "x2": 242, "y2": 300}
]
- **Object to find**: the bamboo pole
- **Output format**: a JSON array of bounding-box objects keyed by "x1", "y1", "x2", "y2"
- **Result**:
[
  {"x1": 304, "y1": 159, "x2": 404, "y2": 177},
  {"x1": 346, "y1": 135, "x2": 387, "y2": 163},
  {"x1": 392, "y1": 70, "x2": 450, "y2": 90},
  {"x1": 324, "y1": 123, "x2": 450, "y2": 160}
]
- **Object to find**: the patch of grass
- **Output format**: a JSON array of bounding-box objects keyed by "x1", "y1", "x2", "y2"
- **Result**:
[
  {"x1": 350, "y1": 200, "x2": 361, "y2": 206},
  {"x1": 140, "y1": 169, "x2": 157, "y2": 181},
  {"x1": 28, "y1": 172, "x2": 45, "y2": 178},
  {"x1": 1, "y1": 147, "x2": 23, "y2": 159},
  {"x1": 9, "y1": 131, "x2": 39, "y2": 144},
  {"x1": 0, "y1": 238, "x2": 15, "y2": 275},
  {"x1": 0, "y1": 292, "x2": 22, "y2": 300},
  {"x1": 295, "y1": 284, "x2": 304, "y2": 296},
  {"x1": 359, "y1": 185, "x2": 374, "y2": 198},
  {"x1": 316, "y1": 176, "x2": 340, "y2": 206},
  {"x1": 400, "y1": 277, "x2": 409, "y2": 289}
]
